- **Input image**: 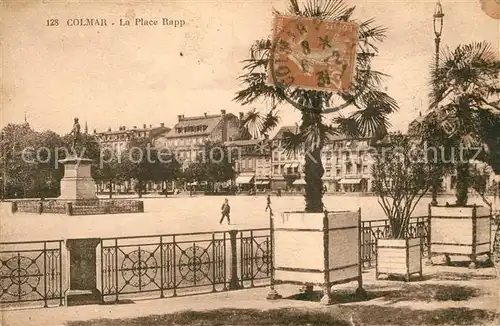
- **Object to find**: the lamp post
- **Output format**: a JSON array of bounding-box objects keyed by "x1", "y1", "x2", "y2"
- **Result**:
[
  {"x1": 429, "y1": 1, "x2": 444, "y2": 207},
  {"x1": 433, "y1": 1, "x2": 444, "y2": 69}
]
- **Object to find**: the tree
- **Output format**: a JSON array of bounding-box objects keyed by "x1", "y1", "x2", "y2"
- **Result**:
[
  {"x1": 234, "y1": 0, "x2": 398, "y2": 212},
  {"x1": 151, "y1": 149, "x2": 181, "y2": 196},
  {"x1": 120, "y1": 138, "x2": 157, "y2": 198},
  {"x1": 425, "y1": 41, "x2": 500, "y2": 206},
  {"x1": 93, "y1": 150, "x2": 123, "y2": 199},
  {"x1": 408, "y1": 112, "x2": 455, "y2": 205},
  {"x1": 196, "y1": 141, "x2": 236, "y2": 192},
  {"x1": 181, "y1": 162, "x2": 204, "y2": 186},
  {"x1": 1, "y1": 123, "x2": 43, "y2": 198},
  {"x1": 372, "y1": 133, "x2": 433, "y2": 239}
]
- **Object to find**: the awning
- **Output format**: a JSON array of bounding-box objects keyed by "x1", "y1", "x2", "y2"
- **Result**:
[
  {"x1": 284, "y1": 163, "x2": 292, "y2": 168},
  {"x1": 256, "y1": 180, "x2": 270, "y2": 185},
  {"x1": 339, "y1": 178, "x2": 362, "y2": 184},
  {"x1": 290, "y1": 163, "x2": 299, "y2": 168},
  {"x1": 236, "y1": 175, "x2": 255, "y2": 184},
  {"x1": 293, "y1": 179, "x2": 307, "y2": 185},
  {"x1": 188, "y1": 181, "x2": 198, "y2": 186}
]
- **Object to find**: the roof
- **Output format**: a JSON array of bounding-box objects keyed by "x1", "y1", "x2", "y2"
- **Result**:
[
  {"x1": 271, "y1": 125, "x2": 371, "y2": 142},
  {"x1": 224, "y1": 139, "x2": 262, "y2": 147},
  {"x1": 272, "y1": 125, "x2": 298, "y2": 140},
  {"x1": 96, "y1": 126, "x2": 169, "y2": 135},
  {"x1": 164, "y1": 113, "x2": 236, "y2": 139}
]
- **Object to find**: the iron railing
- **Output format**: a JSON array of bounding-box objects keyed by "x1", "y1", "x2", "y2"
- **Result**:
[
  {"x1": 11, "y1": 199, "x2": 144, "y2": 215},
  {"x1": 238, "y1": 229, "x2": 272, "y2": 288},
  {"x1": 360, "y1": 216, "x2": 429, "y2": 268},
  {"x1": 72, "y1": 199, "x2": 143, "y2": 215},
  {"x1": 0, "y1": 240, "x2": 64, "y2": 307},
  {"x1": 99, "y1": 228, "x2": 271, "y2": 303}
]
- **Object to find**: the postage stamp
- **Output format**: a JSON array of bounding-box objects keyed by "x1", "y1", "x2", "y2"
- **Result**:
[
  {"x1": 480, "y1": 0, "x2": 500, "y2": 19},
  {"x1": 268, "y1": 15, "x2": 358, "y2": 93}
]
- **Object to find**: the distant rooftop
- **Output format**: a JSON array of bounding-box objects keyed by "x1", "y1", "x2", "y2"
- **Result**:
[
  {"x1": 95, "y1": 123, "x2": 168, "y2": 135},
  {"x1": 164, "y1": 110, "x2": 236, "y2": 139}
]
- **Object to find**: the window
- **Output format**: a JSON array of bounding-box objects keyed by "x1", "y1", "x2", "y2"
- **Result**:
[
  {"x1": 336, "y1": 169, "x2": 341, "y2": 176},
  {"x1": 273, "y1": 165, "x2": 279, "y2": 175},
  {"x1": 249, "y1": 159, "x2": 254, "y2": 169},
  {"x1": 346, "y1": 165, "x2": 351, "y2": 174},
  {"x1": 326, "y1": 169, "x2": 331, "y2": 177},
  {"x1": 363, "y1": 165, "x2": 368, "y2": 174}
]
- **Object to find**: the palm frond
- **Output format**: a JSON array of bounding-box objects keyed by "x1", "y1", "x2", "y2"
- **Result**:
[
  {"x1": 332, "y1": 115, "x2": 360, "y2": 138},
  {"x1": 239, "y1": 108, "x2": 281, "y2": 139},
  {"x1": 281, "y1": 130, "x2": 304, "y2": 156}
]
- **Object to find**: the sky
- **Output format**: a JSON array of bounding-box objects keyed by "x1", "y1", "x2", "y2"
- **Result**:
[{"x1": 0, "y1": 0, "x2": 498, "y2": 137}]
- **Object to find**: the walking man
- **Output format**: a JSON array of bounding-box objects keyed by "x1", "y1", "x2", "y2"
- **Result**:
[
  {"x1": 265, "y1": 194, "x2": 271, "y2": 212},
  {"x1": 219, "y1": 198, "x2": 231, "y2": 225}
]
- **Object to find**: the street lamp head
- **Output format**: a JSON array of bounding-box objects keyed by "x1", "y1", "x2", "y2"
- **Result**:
[{"x1": 433, "y1": 1, "x2": 444, "y2": 37}]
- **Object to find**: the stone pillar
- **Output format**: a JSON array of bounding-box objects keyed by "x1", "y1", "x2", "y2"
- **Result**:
[
  {"x1": 58, "y1": 157, "x2": 97, "y2": 202},
  {"x1": 65, "y1": 202, "x2": 73, "y2": 216},
  {"x1": 65, "y1": 238, "x2": 102, "y2": 306},
  {"x1": 228, "y1": 230, "x2": 242, "y2": 290}
]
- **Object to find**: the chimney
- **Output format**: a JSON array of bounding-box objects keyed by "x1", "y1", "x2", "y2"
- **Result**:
[
  {"x1": 221, "y1": 110, "x2": 227, "y2": 141},
  {"x1": 93, "y1": 129, "x2": 96, "y2": 134},
  {"x1": 239, "y1": 112, "x2": 244, "y2": 120},
  {"x1": 150, "y1": 124, "x2": 152, "y2": 128},
  {"x1": 204, "y1": 113, "x2": 207, "y2": 117},
  {"x1": 108, "y1": 127, "x2": 111, "y2": 132},
  {"x1": 160, "y1": 123, "x2": 165, "y2": 127},
  {"x1": 178, "y1": 115, "x2": 183, "y2": 122},
  {"x1": 143, "y1": 124, "x2": 147, "y2": 129},
  {"x1": 133, "y1": 126, "x2": 137, "y2": 129}
]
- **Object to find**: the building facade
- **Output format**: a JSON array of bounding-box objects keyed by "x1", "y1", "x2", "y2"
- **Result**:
[
  {"x1": 270, "y1": 125, "x2": 375, "y2": 192},
  {"x1": 153, "y1": 110, "x2": 242, "y2": 168},
  {"x1": 224, "y1": 138, "x2": 272, "y2": 192},
  {"x1": 93, "y1": 123, "x2": 171, "y2": 194},
  {"x1": 94, "y1": 123, "x2": 170, "y2": 152}
]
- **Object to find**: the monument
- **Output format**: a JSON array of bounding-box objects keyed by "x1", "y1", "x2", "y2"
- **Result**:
[
  {"x1": 58, "y1": 117, "x2": 98, "y2": 202},
  {"x1": 59, "y1": 118, "x2": 101, "y2": 305}
]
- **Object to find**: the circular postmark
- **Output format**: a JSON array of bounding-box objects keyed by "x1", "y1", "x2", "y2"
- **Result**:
[
  {"x1": 268, "y1": 15, "x2": 358, "y2": 113},
  {"x1": 480, "y1": 0, "x2": 500, "y2": 19}
]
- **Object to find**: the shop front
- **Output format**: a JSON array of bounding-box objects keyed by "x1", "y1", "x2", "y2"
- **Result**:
[
  {"x1": 255, "y1": 179, "x2": 271, "y2": 192},
  {"x1": 338, "y1": 178, "x2": 367, "y2": 192},
  {"x1": 235, "y1": 174, "x2": 255, "y2": 192}
]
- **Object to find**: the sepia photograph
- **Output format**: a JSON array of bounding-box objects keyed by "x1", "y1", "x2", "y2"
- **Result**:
[{"x1": 0, "y1": 0, "x2": 499, "y2": 325}]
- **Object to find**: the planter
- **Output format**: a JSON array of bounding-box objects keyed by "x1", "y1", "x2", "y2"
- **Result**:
[
  {"x1": 376, "y1": 238, "x2": 422, "y2": 282},
  {"x1": 269, "y1": 210, "x2": 364, "y2": 304},
  {"x1": 429, "y1": 205, "x2": 492, "y2": 268}
]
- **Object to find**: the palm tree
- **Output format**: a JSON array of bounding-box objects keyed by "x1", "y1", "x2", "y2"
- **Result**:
[
  {"x1": 234, "y1": 0, "x2": 398, "y2": 212},
  {"x1": 425, "y1": 41, "x2": 500, "y2": 206}
]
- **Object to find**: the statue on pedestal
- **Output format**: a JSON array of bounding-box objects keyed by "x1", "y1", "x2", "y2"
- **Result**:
[{"x1": 69, "y1": 117, "x2": 81, "y2": 155}]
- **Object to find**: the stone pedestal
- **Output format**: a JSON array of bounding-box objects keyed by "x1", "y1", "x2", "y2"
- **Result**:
[
  {"x1": 58, "y1": 156, "x2": 97, "y2": 201},
  {"x1": 65, "y1": 238, "x2": 101, "y2": 306}
]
